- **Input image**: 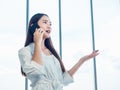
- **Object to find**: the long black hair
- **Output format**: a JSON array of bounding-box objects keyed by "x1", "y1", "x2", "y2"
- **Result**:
[{"x1": 21, "y1": 13, "x2": 65, "y2": 76}]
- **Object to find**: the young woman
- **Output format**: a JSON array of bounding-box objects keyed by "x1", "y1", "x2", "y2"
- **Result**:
[{"x1": 18, "y1": 13, "x2": 99, "y2": 90}]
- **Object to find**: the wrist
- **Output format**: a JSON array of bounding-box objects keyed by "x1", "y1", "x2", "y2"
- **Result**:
[{"x1": 34, "y1": 42, "x2": 42, "y2": 48}]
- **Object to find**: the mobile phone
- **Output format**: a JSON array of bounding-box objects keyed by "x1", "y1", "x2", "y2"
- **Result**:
[{"x1": 29, "y1": 23, "x2": 40, "y2": 35}]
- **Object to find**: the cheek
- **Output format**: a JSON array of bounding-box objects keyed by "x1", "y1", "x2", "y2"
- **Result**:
[
  {"x1": 41, "y1": 26, "x2": 46, "y2": 31},
  {"x1": 43, "y1": 33, "x2": 50, "y2": 38},
  {"x1": 38, "y1": 23, "x2": 45, "y2": 28}
]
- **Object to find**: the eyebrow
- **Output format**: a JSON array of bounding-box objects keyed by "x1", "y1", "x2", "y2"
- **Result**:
[{"x1": 42, "y1": 20, "x2": 51, "y2": 23}]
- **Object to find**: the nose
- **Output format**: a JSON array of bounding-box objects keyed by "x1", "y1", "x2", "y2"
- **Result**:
[{"x1": 47, "y1": 24, "x2": 51, "y2": 29}]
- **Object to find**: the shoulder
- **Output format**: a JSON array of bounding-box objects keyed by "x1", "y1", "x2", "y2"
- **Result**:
[{"x1": 18, "y1": 43, "x2": 34, "y2": 55}]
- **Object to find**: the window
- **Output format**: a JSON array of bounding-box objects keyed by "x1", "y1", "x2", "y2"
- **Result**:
[{"x1": 0, "y1": 0, "x2": 119, "y2": 90}]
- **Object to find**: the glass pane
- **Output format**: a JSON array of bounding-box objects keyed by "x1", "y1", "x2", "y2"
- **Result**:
[
  {"x1": 93, "y1": 0, "x2": 120, "y2": 90},
  {"x1": 0, "y1": 0, "x2": 26, "y2": 90},
  {"x1": 62, "y1": 0, "x2": 95, "y2": 90}
]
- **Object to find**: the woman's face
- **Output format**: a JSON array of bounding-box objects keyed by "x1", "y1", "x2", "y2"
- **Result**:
[{"x1": 37, "y1": 15, "x2": 52, "y2": 39}]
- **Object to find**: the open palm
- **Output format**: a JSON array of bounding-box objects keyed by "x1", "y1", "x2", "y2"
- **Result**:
[{"x1": 80, "y1": 50, "x2": 99, "y2": 62}]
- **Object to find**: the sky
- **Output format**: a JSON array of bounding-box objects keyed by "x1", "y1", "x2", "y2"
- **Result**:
[{"x1": 0, "y1": 0, "x2": 120, "y2": 90}]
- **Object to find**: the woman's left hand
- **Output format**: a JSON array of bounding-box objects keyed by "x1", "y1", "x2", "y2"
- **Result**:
[
  {"x1": 68, "y1": 50, "x2": 99, "y2": 76},
  {"x1": 80, "y1": 50, "x2": 99, "y2": 62}
]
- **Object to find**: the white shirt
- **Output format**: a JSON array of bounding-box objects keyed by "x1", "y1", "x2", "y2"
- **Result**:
[{"x1": 18, "y1": 43, "x2": 74, "y2": 90}]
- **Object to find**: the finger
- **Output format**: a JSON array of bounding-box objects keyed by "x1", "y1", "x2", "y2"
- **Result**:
[
  {"x1": 94, "y1": 50, "x2": 100, "y2": 55},
  {"x1": 35, "y1": 28, "x2": 38, "y2": 31},
  {"x1": 93, "y1": 50, "x2": 99, "y2": 53},
  {"x1": 41, "y1": 30, "x2": 43, "y2": 33},
  {"x1": 35, "y1": 28, "x2": 40, "y2": 33},
  {"x1": 37, "y1": 28, "x2": 43, "y2": 33},
  {"x1": 36, "y1": 28, "x2": 42, "y2": 33},
  {"x1": 33, "y1": 28, "x2": 38, "y2": 35},
  {"x1": 41, "y1": 30, "x2": 45, "y2": 34},
  {"x1": 95, "y1": 50, "x2": 99, "y2": 52},
  {"x1": 37, "y1": 28, "x2": 41, "y2": 32}
]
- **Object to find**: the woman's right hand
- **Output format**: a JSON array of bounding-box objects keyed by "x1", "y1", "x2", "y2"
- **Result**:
[
  {"x1": 32, "y1": 28, "x2": 45, "y2": 64},
  {"x1": 33, "y1": 28, "x2": 45, "y2": 45}
]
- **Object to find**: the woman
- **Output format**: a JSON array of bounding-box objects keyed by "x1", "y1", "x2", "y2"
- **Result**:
[{"x1": 18, "y1": 13, "x2": 99, "y2": 90}]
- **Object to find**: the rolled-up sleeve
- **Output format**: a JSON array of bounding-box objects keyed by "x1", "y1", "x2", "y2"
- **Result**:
[
  {"x1": 62, "y1": 71, "x2": 74, "y2": 86},
  {"x1": 18, "y1": 47, "x2": 45, "y2": 76}
]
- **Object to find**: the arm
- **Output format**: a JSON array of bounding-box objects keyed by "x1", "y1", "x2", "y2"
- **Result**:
[
  {"x1": 68, "y1": 50, "x2": 99, "y2": 76},
  {"x1": 32, "y1": 43, "x2": 43, "y2": 64},
  {"x1": 18, "y1": 47, "x2": 45, "y2": 75},
  {"x1": 18, "y1": 29, "x2": 45, "y2": 76},
  {"x1": 32, "y1": 28, "x2": 45, "y2": 65}
]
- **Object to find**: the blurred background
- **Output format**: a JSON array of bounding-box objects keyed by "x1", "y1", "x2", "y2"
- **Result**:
[{"x1": 0, "y1": 0, "x2": 120, "y2": 90}]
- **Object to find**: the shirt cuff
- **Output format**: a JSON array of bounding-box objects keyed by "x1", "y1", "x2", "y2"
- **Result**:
[
  {"x1": 63, "y1": 71, "x2": 74, "y2": 85},
  {"x1": 31, "y1": 60, "x2": 43, "y2": 70}
]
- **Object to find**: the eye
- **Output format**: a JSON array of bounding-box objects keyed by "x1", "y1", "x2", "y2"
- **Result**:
[
  {"x1": 43, "y1": 21, "x2": 47, "y2": 24},
  {"x1": 43, "y1": 21, "x2": 52, "y2": 26}
]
